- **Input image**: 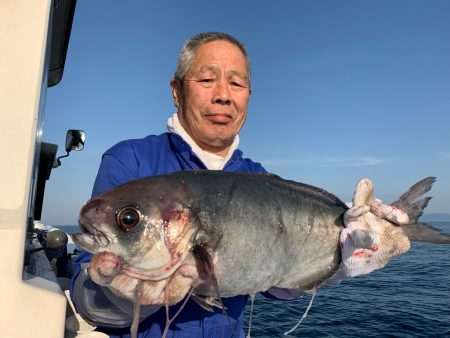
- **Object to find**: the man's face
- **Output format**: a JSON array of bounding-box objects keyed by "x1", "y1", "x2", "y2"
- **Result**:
[{"x1": 171, "y1": 40, "x2": 251, "y2": 156}]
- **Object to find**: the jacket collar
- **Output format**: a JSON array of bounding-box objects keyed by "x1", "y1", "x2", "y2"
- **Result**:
[{"x1": 168, "y1": 133, "x2": 243, "y2": 170}]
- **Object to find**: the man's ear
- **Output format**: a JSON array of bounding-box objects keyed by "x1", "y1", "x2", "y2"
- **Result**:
[{"x1": 170, "y1": 79, "x2": 181, "y2": 110}]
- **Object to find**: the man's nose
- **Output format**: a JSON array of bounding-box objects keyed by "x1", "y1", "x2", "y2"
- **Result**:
[{"x1": 212, "y1": 80, "x2": 231, "y2": 105}]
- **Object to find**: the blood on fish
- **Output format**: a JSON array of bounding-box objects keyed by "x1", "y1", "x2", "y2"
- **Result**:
[
  {"x1": 353, "y1": 251, "x2": 365, "y2": 258},
  {"x1": 352, "y1": 248, "x2": 375, "y2": 259}
]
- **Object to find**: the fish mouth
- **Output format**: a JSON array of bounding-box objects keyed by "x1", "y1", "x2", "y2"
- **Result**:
[
  {"x1": 78, "y1": 214, "x2": 97, "y2": 235},
  {"x1": 73, "y1": 215, "x2": 110, "y2": 251}
]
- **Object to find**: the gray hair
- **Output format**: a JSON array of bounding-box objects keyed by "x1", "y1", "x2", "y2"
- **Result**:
[{"x1": 174, "y1": 32, "x2": 251, "y2": 85}]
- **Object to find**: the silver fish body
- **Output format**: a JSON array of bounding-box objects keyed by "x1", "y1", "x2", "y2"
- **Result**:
[
  {"x1": 72, "y1": 171, "x2": 448, "y2": 306},
  {"x1": 186, "y1": 171, "x2": 346, "y2": 295},
  {"x1": 73, "y1": 171, "x2": 346, "y2": 301}
]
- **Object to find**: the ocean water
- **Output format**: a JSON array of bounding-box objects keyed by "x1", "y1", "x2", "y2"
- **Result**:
[{"x1": 59, "y1": 222, "x2": 450, "y2": 337}]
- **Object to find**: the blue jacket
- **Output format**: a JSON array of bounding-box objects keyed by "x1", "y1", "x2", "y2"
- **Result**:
[{"x1": 71, "y1": 132, "x2": 266, "y2": 338}]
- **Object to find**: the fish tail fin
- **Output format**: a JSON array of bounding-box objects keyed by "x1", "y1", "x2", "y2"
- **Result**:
[
  {"x1": 392, "y1": 177, "x2": 450, "y2": 244},
  {"x1": 401, "y1": 222, "x2": 450, "y2": 244},
  {"x1": 392, "y1": 177, "x2": 435, "y2": 222}
]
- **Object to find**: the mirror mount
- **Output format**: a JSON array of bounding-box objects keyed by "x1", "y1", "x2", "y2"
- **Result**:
[
  {"x1": 53, "y1": 152, "x2": 69, "y2": 168},
  {"x1": 53, "y1": 129, "x2": 85, "y2": 168}
]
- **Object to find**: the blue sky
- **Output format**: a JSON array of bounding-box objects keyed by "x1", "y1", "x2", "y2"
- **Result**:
[{"x1": 42, "y1": 0, "x2": 450, "y2": 225}]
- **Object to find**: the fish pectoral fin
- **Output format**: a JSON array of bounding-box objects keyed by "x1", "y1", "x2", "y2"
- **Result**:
[
  {"x1": 191, "y1": 294, "x2": 226, "y2": 312},
  {"x1": 191, "y1": 243, "x2": 229, "y2": 320}
]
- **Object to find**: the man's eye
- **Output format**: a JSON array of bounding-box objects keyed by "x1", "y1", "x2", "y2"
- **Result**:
[
  {"x1": 230, "y1": 81, "x2": 243, "y2": 87},
  {"x1": 230, "y1": 81, "x2": 248, "y2": 88},
  {"x1": 199, "y1": 79, "x2": 213, "y2": 83}
]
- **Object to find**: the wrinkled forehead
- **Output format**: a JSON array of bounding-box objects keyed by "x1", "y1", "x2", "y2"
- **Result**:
[
  {"x1": 188, "y1": 40, "x2": 249, "y2": 78},
  {"x1": 195, "y1": 64, "x2": 248, "y2": 80}
]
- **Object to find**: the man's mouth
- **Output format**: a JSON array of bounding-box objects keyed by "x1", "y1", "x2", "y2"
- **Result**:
[{"x1": 204, "y1": 113, "x2": 233, "y2": 124}]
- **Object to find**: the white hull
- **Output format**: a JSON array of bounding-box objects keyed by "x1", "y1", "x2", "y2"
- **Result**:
[{"x1": 0, "y1": 1, "x2": 100, "y2": 337}]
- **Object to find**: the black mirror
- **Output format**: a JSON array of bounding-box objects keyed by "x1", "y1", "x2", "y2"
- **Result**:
[{"x1": 65, "y1": 129, "x2": 85, "y2": 152}]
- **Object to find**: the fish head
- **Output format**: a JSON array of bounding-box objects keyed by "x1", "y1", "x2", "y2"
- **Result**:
[{"x1": 71, "y1": 176, "x2": 200, "y2": 280}]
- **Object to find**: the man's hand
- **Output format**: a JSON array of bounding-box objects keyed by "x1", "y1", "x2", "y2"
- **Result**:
[{"x1": 340, "y1": 178, "x2": 411, "y2": 277}]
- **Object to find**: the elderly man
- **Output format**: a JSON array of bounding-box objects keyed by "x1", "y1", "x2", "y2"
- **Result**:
[{"x1": 71, "y1": 32, "x2": 268, "y2": 338}]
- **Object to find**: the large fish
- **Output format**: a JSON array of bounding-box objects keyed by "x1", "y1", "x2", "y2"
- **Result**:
[{"x1": 71, "y1": 171, "x2": 450, "y2": 336}]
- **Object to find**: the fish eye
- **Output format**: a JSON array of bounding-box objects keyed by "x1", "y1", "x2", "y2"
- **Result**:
[{"x1": 115, "y1": 206, "x2": 142, "y2": 231}]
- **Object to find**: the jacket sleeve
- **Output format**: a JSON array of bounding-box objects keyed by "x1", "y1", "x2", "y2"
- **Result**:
[{"x1": 91, "y1": 142, "x2": 140, "y2": 197}]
